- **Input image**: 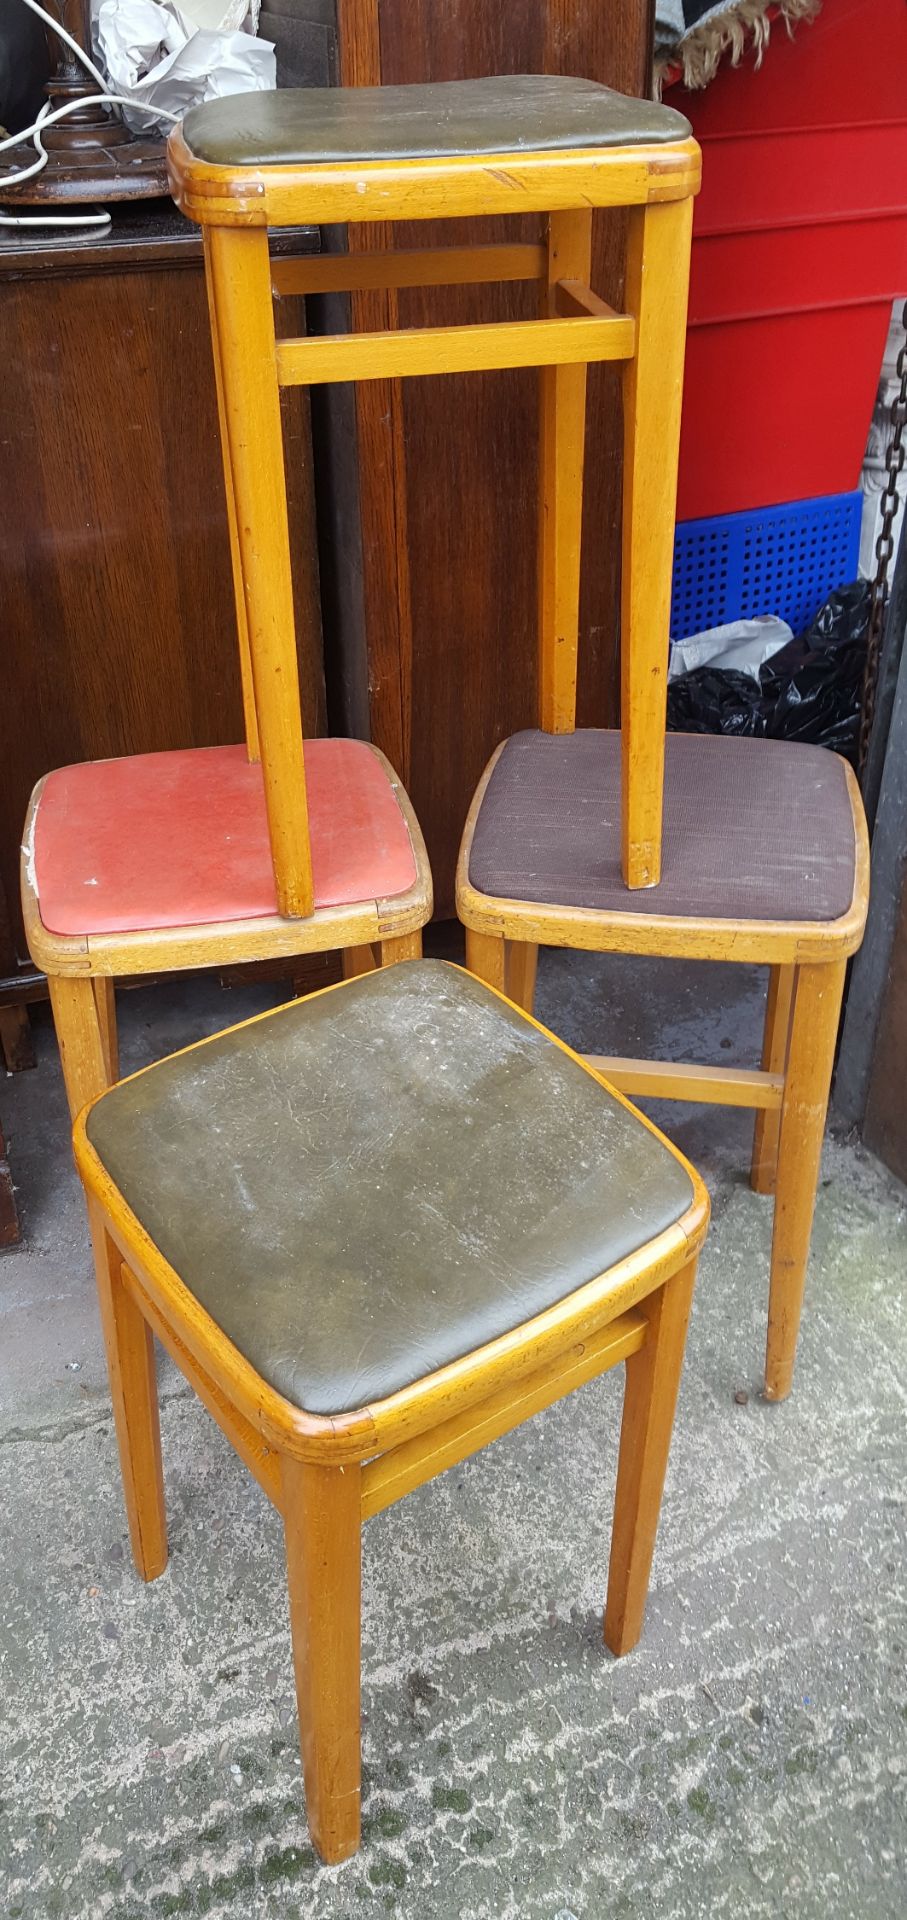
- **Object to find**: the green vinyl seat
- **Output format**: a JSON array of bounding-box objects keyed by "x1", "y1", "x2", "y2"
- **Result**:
[
  {"x1": 84, "y1": 960, "x2": 694, "y2": 1417},
  {"x1": 181, "y1": 73, "x2": 691, "y2": 170}
]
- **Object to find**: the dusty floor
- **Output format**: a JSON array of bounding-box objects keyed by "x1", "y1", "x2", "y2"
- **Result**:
[{"x1": 1, "y1": 950, "x2": 905, "y2": 1920}]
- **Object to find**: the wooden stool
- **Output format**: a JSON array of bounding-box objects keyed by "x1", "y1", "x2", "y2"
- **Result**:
[
  {"x1": 167, "y1": 72, "x2": 700, "y2": 889},
  {"x1": 453, "y1": 83, "x2": 870, "y2": 1400},
  {"x1": 73, "y1": 958, "x2": 709, "y2": 1862}
]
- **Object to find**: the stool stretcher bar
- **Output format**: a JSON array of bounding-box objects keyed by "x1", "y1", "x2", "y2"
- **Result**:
[
  {"x1": 361, "y1": 1308, "x2": 648, "y2": 1521},
  {"x1": 271, "y1": 241, "x2": 548, "y2": 297},
  {"x1": 588, "y1": 1058, "x2": 786, "y2": 1110},
  {"x1": 275, "y1": 312, "x2": 636, "y2": 387}
]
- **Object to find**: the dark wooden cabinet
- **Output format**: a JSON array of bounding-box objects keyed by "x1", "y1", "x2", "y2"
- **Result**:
[
  {"x1": 0, "y1": 203, "x2": 324, "y2": 1011},
  {"x1": 316, "y1": 0, "x2": 656, "y2": 912}
]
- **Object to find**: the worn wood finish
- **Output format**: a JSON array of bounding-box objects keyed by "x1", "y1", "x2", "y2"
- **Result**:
[
  {"x1": 123, "y1": 1256, "x2": 282, "y2": 1508},
  {"x1": 341, "y1": 943, "x2": 378, "y2": 978},
  {"x1": 459, "y1": 749, "x2": 869, "y2": 1396},
  {"x1": 282, "y1": 1454, "x2": 363, "y2": 1863},
  {"x1": 464, "y1": 928, "x2": 507, "y2": 992},
  {"x1": 377, "y1": 931, "x2": 423, "y2": 965},
  {"x1": 47, "y1": 976, "x2": 110, "y2": 1121},
  {"x1": 74, "y1": 959, "x2": 708, "y2": 1860},
  {"x1": 87, "y1": 1200, "x2": 168, "y2": 1582},
  {"x1": 764, "y1": 959, "x2": 848, "y2": 1403},
  {"x1": 272, "y1": 241, "x2": 547, "y2": 296},
  {"x1": 170, "y1": 132, "x2": 700, "y2": 228},
  {"x1": 620, "y1": 196, "x2": 693, "y2": 889},
  {"x1": 276, "y1": 307, "x2": 635, "y2": 387},
  {"x1": 588, "y1": 1057, "x2": 784, "y2": 1109},
  {"x1": 206, "y1": 225, "x2": 315, "y2": 919},
  {"x1": 505, "y1": 939, "x2": 538, "y2": 1013},
  {"x1": 604, "y1": 1257, "x2": 696, "y2": 1656},
  {"x1": 361, "y1": 1308, "x2": 648, "y2": 1521},
  {"x1": 0, "y1": 207, "x2": 324, "y2": 972},
  {"x1": 92, "y1": 978, "x2": 119, "y2": 1087},
  {"x1": 750, "y1": 964, "x2": 796, "y2": 1195},
  {"x1": 323, "y1": 0, "x2": 664, "y2": 915},
  {"x1": 203, "y1": 240, "x2": 261, "y2": 763},
  {"x1": 538, "y1": 211, "x2": 594, "y2": 734}
]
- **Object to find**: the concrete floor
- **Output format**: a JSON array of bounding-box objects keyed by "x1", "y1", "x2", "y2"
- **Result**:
[{"x1": 1, "y1": 951, "x2": 905, "y2": 1919}]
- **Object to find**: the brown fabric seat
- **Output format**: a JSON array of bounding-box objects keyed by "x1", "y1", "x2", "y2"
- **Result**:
[
  {"x1": 468, "y1": 731, "x2": 858, "y2": 924},
  {"x1": 85, "y1": 962, "x2": 694, "y2": 1418},
  {"x1": 181, "y1": 75, "x2": 690, "y2": 170}
]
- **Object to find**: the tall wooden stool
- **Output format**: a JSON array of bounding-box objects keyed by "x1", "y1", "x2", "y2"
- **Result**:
[
  {"x1": 73, "y1": 958, "x2": 709, "y2": 1862},
  {"x1": 167, "y1": 74, "x2": 700, "y2": 884}
]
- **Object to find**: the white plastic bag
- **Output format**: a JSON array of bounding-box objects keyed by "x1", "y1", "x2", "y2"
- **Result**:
[
  {"x1": 93, "y1": 0, "x2": 276, "y2": 136},
  {"x1": 668, "y1": 616, "x2": 793, "y2": 684}
]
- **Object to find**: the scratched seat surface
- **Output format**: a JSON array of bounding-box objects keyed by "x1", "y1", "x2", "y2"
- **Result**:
[
  {"x1": 468, "y1": 731, "x2": 859, "y2": 924},
  {"x1": 83, "y1": 961, "x2": 695, "y2": 1416},
  {"x1": 181, "y1": 74, "x2": 691, "y2": 170},
  {"x1": 30, "y1": 739, "x2": 418, "y2": 937}
]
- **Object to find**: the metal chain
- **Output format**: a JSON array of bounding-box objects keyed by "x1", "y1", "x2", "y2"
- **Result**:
[{"x1": 859, "y1": 298, "x2": 907, "y2": 773}]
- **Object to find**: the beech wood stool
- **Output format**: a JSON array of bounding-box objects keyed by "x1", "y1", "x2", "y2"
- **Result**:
[
  {"x1": 73, "y1": 958, "x2": 709, "y2": 1862},
  {"x1": 453, "y1": 84, "x2": 870, "y2": 1404},
  {"x1": 166, "y1": 72, "x2": 701, "y2": 892}
]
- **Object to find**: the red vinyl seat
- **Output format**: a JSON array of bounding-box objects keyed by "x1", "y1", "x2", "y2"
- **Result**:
[{"x1": 30, "y1": 740, "x2": 418, "y2": 938}]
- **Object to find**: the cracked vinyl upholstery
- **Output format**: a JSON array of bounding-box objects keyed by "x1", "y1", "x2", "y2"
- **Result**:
[{"x1": 85, "y1": 962, "x2": 694, "y2": 1416}]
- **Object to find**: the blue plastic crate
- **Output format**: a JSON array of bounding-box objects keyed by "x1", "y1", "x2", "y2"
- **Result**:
[{"x1": 670, "y1": 491, "x2": 863, "y2": 642}]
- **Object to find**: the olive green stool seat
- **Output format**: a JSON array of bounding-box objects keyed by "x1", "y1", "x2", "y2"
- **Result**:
[
  {"x1": 73, "y1": 959, "x2": 707, "y2": 1863},
  {"x1": 83, "y1": 961, "x2": 695, "y2": 1416},
  {"x1": 181, "y1": 73, "x2": 690, "y2": 169}
]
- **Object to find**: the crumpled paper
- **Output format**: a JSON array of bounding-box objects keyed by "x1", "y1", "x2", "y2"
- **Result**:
[{"x1": 93, "y1": 0, "x2": 276, "y2": 136}]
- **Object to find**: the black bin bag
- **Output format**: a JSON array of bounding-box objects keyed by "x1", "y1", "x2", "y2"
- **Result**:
[{"x1": 667, "y1": 583, "x2": 870, "y2": 765}]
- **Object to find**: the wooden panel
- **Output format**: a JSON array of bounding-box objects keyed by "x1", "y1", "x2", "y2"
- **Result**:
[
  {"x1": 333, "y1": 0, "x2": 655, "y2": 914},
  {"x1": 0, "y1": 207, "x2": 325, "y2": 965}
]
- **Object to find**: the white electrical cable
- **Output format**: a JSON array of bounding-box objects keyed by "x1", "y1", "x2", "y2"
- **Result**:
[{"x1": 0, "y1": 0, "x2": 181, "y2": 229}]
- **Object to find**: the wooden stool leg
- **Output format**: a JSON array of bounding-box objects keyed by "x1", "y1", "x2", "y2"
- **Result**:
[
  {"x1": 750, "y1": 964, "x2": 795, "y2": 1195},
  {"x1": 48, "y1": 975, "x2": 111, "y2": 1119},
  {"x1": 505, "y1": 941, "x2": 539, "y2": 1014},
  {"x1": 281, "y1": 1456, "x2": 362, "y2": 1864},
  {"x1": 764, "y1": 958, "x2": 847, "y2": 1403},
  {"x1": 620, "y1": 196, "x2": 694, "y2": 889},
  {"x1": 378, "y1": 932, "x2": 421, "y2": 966},
  {"x1": 342, "y1": 944, "x2": 378, "y2": 979},
  {"x1": 604, "y1": 1256, "x2": 698, "y2": 1657},
  {"x1": 92, "y1": 977, "x2": 119, "y2": 1084},
  {"x1": 86, "y1": 1200, "x2": 167, "y2": 1581},
  {"x1": 538, "y1": 209, "x2": 592, "y2": 735},
  {"x1": 464, "y1": 929, "x2": 506, "y2": 991}
]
